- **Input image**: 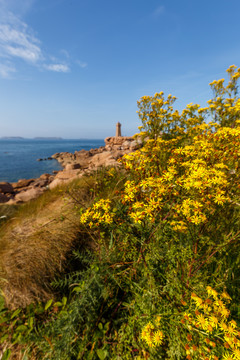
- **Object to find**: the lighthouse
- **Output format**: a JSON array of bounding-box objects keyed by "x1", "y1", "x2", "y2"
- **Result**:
[{"x1": 115, "y1": 122, "x2": 122, "y2": 137}]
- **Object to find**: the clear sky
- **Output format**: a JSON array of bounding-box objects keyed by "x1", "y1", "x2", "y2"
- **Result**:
[{"x1": 0, "y1": 0, "x2": 239, "y2": 139}]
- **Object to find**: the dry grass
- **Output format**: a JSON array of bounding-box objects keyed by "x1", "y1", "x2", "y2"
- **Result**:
[
  {"x1": 0, "y1": 176, "x2": 95, "y2": 309},
  {"x1": 0, "y1": 342, "x2": 39, "y2": 360}
]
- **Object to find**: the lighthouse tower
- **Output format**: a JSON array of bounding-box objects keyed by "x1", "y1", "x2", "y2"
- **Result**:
[{"x1": 115, "y1": 122, "x2": 122, "y2": 137}]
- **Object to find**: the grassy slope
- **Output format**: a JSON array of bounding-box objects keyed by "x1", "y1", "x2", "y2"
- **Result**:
[{"x1": 0, "y1": 176, "x2": 95, "y2": 309}]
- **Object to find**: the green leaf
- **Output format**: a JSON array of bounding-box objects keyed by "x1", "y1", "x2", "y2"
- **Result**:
[
  {"x1": 53, "y1": 302, "x2": 63, "y2": 307},
  {"x1": 0, "y1": 316, "x2": 8, "y2": 324},
  {"x1": 11, "y1": 308, "x2": 21, "y2": 319},
  {"x1": 44, "y1": 299, "x2": 53, "y2": 311},
  {"x1": 11, "y1": 318, "x2": 18, "y2": 327},
  {"x1": 2, "y1": 349, "x2": 11, "y2": 360},
  {"x1": 12, "y1": 333, "x2": 22, "y2": 344},
  {"x1": 28, "y1": 316, "x2": 34, "y2": 329},
  {"x1": 62, "y1": 296, "x2": 67, "y2": 306},
  {"x1": 15, "y1": 324, "x2": 28, "y2": 333},
  {"x1": 73, "y1": 286, "x2": 82, "y2": 293},
  {"x1": 0, "y1": 334, "x2": 8, "y2": 342},
  {"x1": 104, "y1": 322, "x2": 110, "y2": 331},
  {"x1": 34, "y1": 303, "x2": 44, "y2": 314},
  {"x1": 96, "y1": 349, "x2": 108, "y2": 360}
]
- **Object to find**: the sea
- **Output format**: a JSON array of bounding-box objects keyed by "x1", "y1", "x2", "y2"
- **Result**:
[{"x1": 0, "y1": 138, "x2": 105, "y2": 183}]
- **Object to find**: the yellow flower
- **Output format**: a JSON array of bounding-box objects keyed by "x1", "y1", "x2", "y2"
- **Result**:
[
  {"x1": 196, "y1": 314, "x2": 208, "y2": 329},
  {"x1": 232, "y1": 348, "x2": 240, "y2": 359},
  {"x1": 209, "y1": 315, "x2": 218, "y2": 328},
  {"x1": 222, "y1": 292, "x2": 232, "y2": 301},
  {"x1": 227, "y1": 325, "x2": 237, "y2": 336},
  {"x1": 192, "y1": 295, "x2": 204, "y2": 307},
  {"x1": 153, "y1": 330, "x2": 164, "y2": 346},
  {"x1": 145, "y1": 322, "x2": 154, "y2": 331},
  {"x1": 155, "y1": 315, "x2": 161, "y2": 326},
  {"x1": 221, "y1": 307, "x2": 231, "y2": 319},
  {"x1": 229, "y1": 320, "x2": 237, "y2": 328},
  {"x1": 141, "y1": 328, "x2": 148, "y2": 340},
  {"x1": 207, "y1": 324, "x2": 213, "y2": 332},
  {"x1": 222, "y1": 353, "x2": 234, "y2": 360},
  {"x1": 206, "y1": 286, "x2": 218, "y2": 298},
  {"x1": 146, "y1": 337, "x2": 154, "y2": 348},
  {"x1": 220, "y1": 322, "x2": 228, "y2": 331}
]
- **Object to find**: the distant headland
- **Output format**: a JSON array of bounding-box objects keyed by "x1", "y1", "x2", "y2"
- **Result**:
[
  {"x1": 1, "y1": 136, "x2": 24, "y2": 139},
  {"x1": 1, "y1": 137, "x2": 63, "y2": 140},
  {"x1": 34, "y1": 137, "x2": 63, "y2": 140}
]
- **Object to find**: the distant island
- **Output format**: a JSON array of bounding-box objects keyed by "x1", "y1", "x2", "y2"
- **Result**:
[
  {"x1": 34, "y1": 137, "x2": 63, "y2": 140},
  {"x1": 1, "y1": 137, "x2": 63, "y2": 140},
  {"x1": 1, "y1": 136, "x2": 25, "y2": 139}
]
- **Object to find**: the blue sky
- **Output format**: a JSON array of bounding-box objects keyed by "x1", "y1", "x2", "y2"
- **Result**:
[{"x1": 0, "y1": 0, "x2": 239, "y2": 139}]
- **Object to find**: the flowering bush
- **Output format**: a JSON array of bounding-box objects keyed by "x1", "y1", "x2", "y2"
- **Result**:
[
  {"x1": 182, "y1": 287, "x2": 240, "y2": 360},
  {"x1": 78, "y1": 65, "x2": 240, "y2": 359},
  {"x1": 3, "y1": 66, "x2": 240, "y2": 360}
]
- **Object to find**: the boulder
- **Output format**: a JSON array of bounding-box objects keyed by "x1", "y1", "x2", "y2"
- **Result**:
[
  {"x1": 51, "y1": 152, "x2": 60, "y2": 158},
  {"x1": 122, "y1": 140, "x2": 131, "y2": 149},
  {"x1": 0, "y1": 193, "x2": 9, "y2": 203},
  {"x1": 49, "y1": 178, "x2": 65, "y2": 189},
  {"x1": 104, "y1": 136, "x2": 133, "y2": 147},
  {"x1": 51, "y1": 152, "x2": 75, "y2": 167},
  {"x1": 49, "y1": 173, "x2": 83, "y2": 189},
  {"x1": 111, "y1": 150, "x2": 124, "y2": 160},
  {"x1": 129, "y1": 140, "x2": 140, "y2": 150},
  {"x1": 74, "y1": 149, "x2": 90, "y2": 156},
  {"x1": 39, "y1": 173, "x2": 51, "y2": 180},
  {"x1": 55, "y1": 169, "x2": 81, "y2": 180},
  {"x1": 104, "y1": 136, "x2": 142, "y2": 152},
  {"x1": 32, "y1": 179, "x2": 49, "y2": 188},
  {"x1": 12, "y1": 179, "x2": 35, "y2": 189},
  {"x1": 65, "y1": 163, "x2": 81, "y2": 171},
  {"x1": 0, "y1": 182, "x2": 14, "y2": 194},
  {"x1": 14, "y1": 188, "x2": 44, "y2": 202},
  {"x1": 89, "y1": 152, "x2": 117, "y2": 168},
  {"x1": 89, "y1": 147, "x2": 104, "y2": 155}
]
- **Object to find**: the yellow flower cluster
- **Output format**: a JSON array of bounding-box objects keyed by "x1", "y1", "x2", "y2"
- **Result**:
[
  {"x1": 81, "y1": 128, "x2": 240, "y2": 232},
  {"x1": 140, "y1": 316, "x2": 164, "y2": 348},
  {"x1": 80, "y1": 65, "x2": 240, "y2": 235},
  {"x1": 182, "y1": 287, "x2": 240, "y2": 360},
  {"x1": 80, "y1": 199, "x2": 114, "y2": 228},
  {"x1": 208, "y1": 65, "x2": 240, "y2": 128},
  {"x1": 120, "y1": 125, "x2": 240, "y2": 230}
]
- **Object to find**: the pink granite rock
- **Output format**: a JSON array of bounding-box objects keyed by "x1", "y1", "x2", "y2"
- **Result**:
[
  {"x1": 0, "y1": 182, "x2": 14, "y2": 194},
  {"x1": 0, "y1": 193, "x2": 10, "y2": 203},
  {"x1": 14, "y1": 188, "x2": 44, "y2": 202}
]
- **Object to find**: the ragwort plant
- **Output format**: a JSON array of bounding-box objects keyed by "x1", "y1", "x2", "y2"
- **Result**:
[
  {"x1": 2, "y1": 66, "x2": 240, "y2": 360},
  {"x1": 80, "y1": 65, "x2": 240, "y2": 359}
]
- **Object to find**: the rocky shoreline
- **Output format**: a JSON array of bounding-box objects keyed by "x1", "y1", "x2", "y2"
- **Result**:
[{"x1": 0, "y1": 136, "x2": 142, "y2": 205}]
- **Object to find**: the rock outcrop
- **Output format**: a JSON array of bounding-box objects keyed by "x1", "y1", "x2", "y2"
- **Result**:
[
  {"x1": 0, "y1": 182, "x2": 14, "y2": 194},
  {"x1": 1, "y1": 175, "x2": 55, "y2": 204},
  {"x1": 0, "y1": 136, "x2": 142, "y2": 204},
  {"x1": 104, "y1": 136, "x2": 141, "y2": 151}
]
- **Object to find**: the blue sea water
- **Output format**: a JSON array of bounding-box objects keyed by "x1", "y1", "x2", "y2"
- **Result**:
[{"x1": 0, "y1": 139, "x2": 105, "y2": 183}]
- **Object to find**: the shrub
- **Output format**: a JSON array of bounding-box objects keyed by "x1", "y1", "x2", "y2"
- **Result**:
[{"x1": 2, "y1": 65, "x2": 240, "y2": 359}]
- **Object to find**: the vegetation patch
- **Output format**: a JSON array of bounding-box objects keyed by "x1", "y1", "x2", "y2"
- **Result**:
[{"x1": 1, "y1": 66, "x2": 240, "y2": 359}]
